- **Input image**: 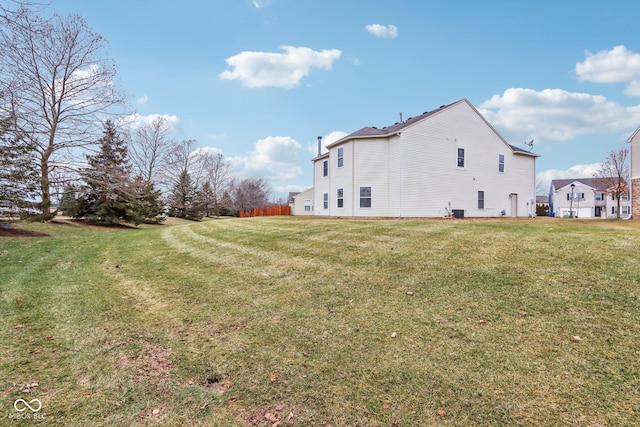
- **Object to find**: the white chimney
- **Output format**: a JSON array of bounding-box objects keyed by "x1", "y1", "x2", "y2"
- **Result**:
[{"x1": 317, "y1": 136, "x2": 322, "y2": 156}]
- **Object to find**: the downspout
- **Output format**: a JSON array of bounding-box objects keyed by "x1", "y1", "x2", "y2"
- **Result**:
[
  {"x1": 351, "y1": 141, "x2": 355, "y2": 217},
  {"x1": 399, "y1": 133, "x2": 403, "y2": 218}
]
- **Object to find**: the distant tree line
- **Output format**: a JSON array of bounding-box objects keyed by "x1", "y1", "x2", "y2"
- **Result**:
[{"x1": 0, "y1": 3, "x2": 273, "y2": 224}]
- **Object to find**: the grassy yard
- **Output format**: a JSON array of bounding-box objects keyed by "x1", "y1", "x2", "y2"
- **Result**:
[{"x1": 1, "y1": 216, "x2": 639, "y2": 426}]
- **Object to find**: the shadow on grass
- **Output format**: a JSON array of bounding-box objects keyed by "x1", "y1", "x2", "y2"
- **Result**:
[{"x1": 0, "y1": 226, "x2": 49, "y2": 238}]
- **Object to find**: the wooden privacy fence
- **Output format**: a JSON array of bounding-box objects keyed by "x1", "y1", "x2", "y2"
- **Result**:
[{"x1": 239, "y1": 205, "x2": 291, "y2": 217}]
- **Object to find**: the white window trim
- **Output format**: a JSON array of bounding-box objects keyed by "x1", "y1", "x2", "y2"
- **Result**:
[
  {"x1": 457, "y1": 146, "x2": 465, "y2": 168},
  {"x1": 337, "y1": 188, "x2": 344, "y2": 208},
  {"x1": 359, "y1": 186, "x2": 372, "y2": 209}
]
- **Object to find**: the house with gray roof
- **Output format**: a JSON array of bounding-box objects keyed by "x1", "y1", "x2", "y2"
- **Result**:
[
  {"x1": 548, "y1": 178, "x2": 631, "y2": 218},
  {"x1": 310, "y1": 99, "x2": 538, "y2": 218}
]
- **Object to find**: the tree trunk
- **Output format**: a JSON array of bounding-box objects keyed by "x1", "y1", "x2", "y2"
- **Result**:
[{"x1": 39, "y1": 153, "x2": 51, "y2": 220}]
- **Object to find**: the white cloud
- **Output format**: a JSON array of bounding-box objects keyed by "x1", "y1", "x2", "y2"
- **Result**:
[
  {"x1": 575, "y1": 45, "x2": 640, "y2": 96},
  {"x1": 365, "y1": 24, "x2": 398, "y2": 39},
  {"x1": 536, "y1": 163, "x2": 601, "y2": 194},
  {"x1": 479, "y1": 88, "x2": 640, "y2": 143},
  {"x1": 307, "y1": 131, "x2": 348, "y2": 156},
  {"x1": 219, "y1": 46, "x2": 342, "y2": 88},
  {"x1": 122, "y1": 113, "x2": 180, "y2": 132},
  {"x1": 136, "y1": 94, "x2": 148, "y2": 105},
  {"x1": 192, "y1": 146, "x2": 223, "y2": 157},
  {"x1": 252, "y1": 0, "x2": 271, "y2": 8},
  {"x1": 229, "y1": 136, "x2": 303, "y2": 188}
]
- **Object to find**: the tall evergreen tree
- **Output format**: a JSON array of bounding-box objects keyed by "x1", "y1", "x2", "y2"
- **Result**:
[
  {"x1": 0, "y1": 116, "x2": 37, "y2": 212},
  {"x1": 132, "y1": 176, "x2": 165, "y2": 224},
  {"x1": 79, "y1": 120, "x2": 142, "y2": 225},
  {"x1": 167, "y1": 170, "x2": 203, "y2": 220},
  {"x1": 200, "y1": 181, "x2": 215, "y2": 217}
]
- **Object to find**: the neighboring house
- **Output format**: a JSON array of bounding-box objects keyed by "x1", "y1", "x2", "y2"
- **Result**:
[
  {"x1": 310, "y1": 99, "x2": 538, "y2": 218},
  {"x1": 548, "y1": 178, "x2": 631, "y2": 218},
  {"x1": 536, "y1": 195, "x2": 549, "y2": 216},
  {"x1": 291, "y1": 188, "x2": 314, "y2": 216},
  {"x1": 628, "y1": 127, "x2": 640, "y2": 218}
]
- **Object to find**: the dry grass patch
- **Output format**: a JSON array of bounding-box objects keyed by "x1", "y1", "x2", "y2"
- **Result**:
[{"x1": 1, "y1": 217, "x2": 639, "y2": 426}]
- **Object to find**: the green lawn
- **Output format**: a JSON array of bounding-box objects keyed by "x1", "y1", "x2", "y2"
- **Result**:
[{"x1": 1, "y1": 217, "x2": 639, "y2": 426}]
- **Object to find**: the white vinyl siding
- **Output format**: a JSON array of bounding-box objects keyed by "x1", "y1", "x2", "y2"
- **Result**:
[{"x1": 313, "y1": 100, "x2": 537, "y2": 218}]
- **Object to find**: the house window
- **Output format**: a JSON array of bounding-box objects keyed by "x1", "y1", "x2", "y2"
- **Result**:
[
  {"x1": 613, "y1": 206, "x2": 631, "y2": 215},
  {"x1": 595, "y1": 192, "x2": 604, "y2": 201},
  {"x1": 323, "y1": 160, "x2": 328, "y2": 177},
  {"x1": 457, "y1": 147, "x2": 465, "y2": 168},
  {"x1": 337, "y1": 188, "x2": 344, "y2": 208},
  {"x1": 304, "y1": 200, "x2": 312, "y2": 212},
  {"x1": 622, "y1": 193, "x2": 630, "y2": 201},
  {"x1": 337, "y1": 147, "x2": 344, "y2": 168},
  {"x1": 478, "y1": 191, "x2": 485, "y2": 209},
  {"x1": 323, "y1": 193, "x2": 328, "y2": 209},
  {"x1": 498, "y1": 154, "x2": 505, "y2": 172},
  {"x1": 567, "y1": 192, "x2": 584, "y2": 200},
  {"x1": 360, "y1": 187, "x2": 372, "y2": 208}
]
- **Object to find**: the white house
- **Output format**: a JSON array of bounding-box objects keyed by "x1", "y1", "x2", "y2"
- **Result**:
[
  {"x1": 290, "y1": 187, "x2": 314, "y2": 216},
  {"x1": 548, "y1": 178, "x2": 631, "y2": 218},
  {"x1": 310, "y1": 99, "x2": 538, "y2": 218},
  {"x1": 628, "y1": 127, "x2": 640, "y2": 218}
]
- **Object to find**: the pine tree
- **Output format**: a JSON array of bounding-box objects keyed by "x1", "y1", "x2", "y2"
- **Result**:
[
  {"x1": 218, "y1": 190, "x2": 234, "y2": 217},
  {"x1": 0, "y1": 117, "x2": 38, "y2": 213},
  {"x1": 132, "y1": 177, "x2": 165, "y2": 224},
  {"x1": 200, "y1": 181, "x2": 216, "y2": 217},
  {"x1": 79, "y1": 120, "x2": 143, "y2": 225},
  {"x1": 167, "y1": 170, "x2": 203, "y2": 220}
]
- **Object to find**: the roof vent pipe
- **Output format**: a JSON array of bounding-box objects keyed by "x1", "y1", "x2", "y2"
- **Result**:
[
  {"x1": 399, "y1": 112, "x2": 403, "y2": 123},
  {"x1": 317, "y1": 136, "x2": 322, "y2": 156}
]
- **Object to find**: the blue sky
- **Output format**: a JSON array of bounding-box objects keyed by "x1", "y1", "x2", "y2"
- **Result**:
[{"x1": 51, "y1": 0, "x2": 640, "y2": 198}]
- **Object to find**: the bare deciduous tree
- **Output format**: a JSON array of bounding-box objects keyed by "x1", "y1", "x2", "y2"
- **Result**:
[
  {"x1": 0, "y1": 7, "x2": 125, "y2": 219},
  {"x1": 232, "y1": 177, "x2": 271, "y2": 214},
  {"x1": 594, "y1": 147, "x2": 630, "y2": 219},
  {"x1": 202, "y1": 151, "x2": 233, "y2": 216},
  {"x1": 165, "y1": 139, "x2": 204, "y2": 189},
  {"x1": 129, "y1": 116, "x2": 176, "y2": 187}
]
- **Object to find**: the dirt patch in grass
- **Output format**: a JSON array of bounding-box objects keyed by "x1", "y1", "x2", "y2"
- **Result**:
[
  {"x1": 119, "y1": 342, "x2": 173, "y2": 384},
  {"x1": 0, "y1": 226, "x2": 49, "y2": 237},
  {"x1": 237, "y1": 404, "x2": 296, "y2": 426},
  {"x1": 199, "y1": 372, "x2": 232, "y2": 394}
]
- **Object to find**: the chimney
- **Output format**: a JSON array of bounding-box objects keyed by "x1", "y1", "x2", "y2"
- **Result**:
[
  {"x1": 399, "y1": 112, "x2": 403, "y2": 123},
  {"x1": 317, "y1": 136, "x2": 322, "y2": 156}
]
